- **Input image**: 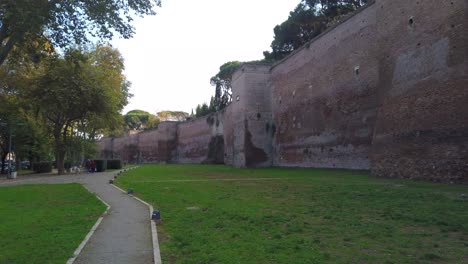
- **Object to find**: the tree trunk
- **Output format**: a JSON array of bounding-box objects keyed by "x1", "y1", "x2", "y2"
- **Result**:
[
  {"x1": 1, "y1": 153, "x2": 5, "y2": 174},
  {"x1": 56, "y1": 146, "x2": 65, "y2": 175}
]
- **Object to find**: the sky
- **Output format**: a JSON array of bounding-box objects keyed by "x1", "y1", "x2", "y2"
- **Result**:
[{"x1": 111, "y1": 0, "x2": 298, "y2": 115}]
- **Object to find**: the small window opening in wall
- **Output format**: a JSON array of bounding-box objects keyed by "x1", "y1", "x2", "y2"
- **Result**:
[
  {"x1": 236, "y1": 95, "x2": 240, "y2": 101},
  {"x1": 256, "y1": 113, "x2": 261, "y2": 119},
  {"x1": 354, "y1": 66, "x2": 360, "y2": 76},
  {"x1": 409, "y1": 17, "x2": 415, "y2": 27}
]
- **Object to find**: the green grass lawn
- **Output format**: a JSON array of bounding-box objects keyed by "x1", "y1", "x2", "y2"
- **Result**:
[
  {"x1": 0, "y1": 184, "x2": 107, "y2": 264},
  {"x1": 115, "y1": 164, "x2": 468, "y2": 264}
]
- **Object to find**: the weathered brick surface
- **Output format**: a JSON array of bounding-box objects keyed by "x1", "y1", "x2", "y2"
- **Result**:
[
  {"x1": 98, "y1": 0, "x2": 467, "y2": 182},
  {"x1": 230, "y1": 64, "x2": 273, "y2": 167},
  {"x1": 270, "y1": 2, "x2": 379, "y2": 170},
  {"x1": 371, "y1": 0, "x2": 468, "y2": 182},
  {"x1": 176, "y1": 112, "x2": 224, "y2": 164}
]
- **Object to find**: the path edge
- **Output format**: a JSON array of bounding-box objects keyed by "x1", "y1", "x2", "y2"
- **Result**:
[
  {"x1": 110, "y1": 183, "x2": 162, "y2": 264},
  {"x1": 66, "y1": 186, "x2": 111, "y2": 264}
]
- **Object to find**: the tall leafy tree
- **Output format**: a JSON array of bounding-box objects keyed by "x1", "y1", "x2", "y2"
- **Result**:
[
  {"x1": 124, "y1": 110, "x2": 160, "y2": 130},
  {"x1": 0, "y1": 0, "x2": 160, "y2": 65},
  {"x1": 25, "y1": 47, "x2": 130, "y2": 174}
]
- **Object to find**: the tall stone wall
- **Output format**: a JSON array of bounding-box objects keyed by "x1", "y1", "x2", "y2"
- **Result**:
[
  {"x1": 270, "y1": 2, "x2": 379, "y2": 169},
  {"x1": 137, "y1": 122, "x2": 177, "y2": 163},
  {"x1": 176, "y1": 112, "x2": 225, "y2": 164},
  {"x1": 370, "y1": 0, "x2": 468, "y2": 182},
  {"x1": 98, "y1": 0, "x2": 467, "y2": 182},
  {"x1": 229, "y1": 64, "x2": 273, "y2": 167}
]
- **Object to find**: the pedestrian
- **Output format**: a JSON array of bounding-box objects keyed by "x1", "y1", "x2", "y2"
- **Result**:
[
  {"x1": 85, "y1": 159, "x2": 91, "y2": 173},
  {"x1": 91, "y1": 160, "x2": 96, "y2": 173}
]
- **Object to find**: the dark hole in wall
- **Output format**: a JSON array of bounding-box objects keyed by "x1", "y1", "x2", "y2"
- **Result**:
[
  {"x1": 409, "y1": 17, "x2": 414, "y2": 27},
  {"x1": 206, "y1": 116, "x2": 215, "y2": 126},
  {"x1": 205, "y1": 135, "x2": 225, "y2": 164},
  {"x1": 265, "y1": 123, "x2": 270, "y2": 132},
  {"x1": 257, "y1": 113, "x2": 261, "y2": 119},
  {"x1": 244, "y1": 120, "x2": 268, "y2": 167}
]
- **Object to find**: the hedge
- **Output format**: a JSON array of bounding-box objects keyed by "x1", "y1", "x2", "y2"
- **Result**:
[
  {"x1": 33, "y1": 162, "x2": 53, "y2": 173},
  {"x1": 107, "y1": 159, "x2": 122, "y2": 170},
  {"x1": 95, "y1": 160, "x2": 107, "y2": 172}
]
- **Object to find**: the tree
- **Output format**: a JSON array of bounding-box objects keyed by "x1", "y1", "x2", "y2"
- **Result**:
[
  {"x1": 26, "y1": 47, "x2": 130, "y2": 174},
  {"x1": 210, "y1": 61, "x2": 242, "y2": 110},
  {"x1": 124, "y1": 110, "x2": 160, "y2": 130},
  {"x1": 0, "y1": 0, "x2": 161, "y2": 65},
  {"x1": 263, "y1": 0, "x2": 368, "y2": 61},
  {"x1": 156, "y1": 111, "x2": 189, "y2": 122}
]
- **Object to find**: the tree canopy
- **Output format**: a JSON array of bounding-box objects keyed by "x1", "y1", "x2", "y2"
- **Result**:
[
  {"x1": 210, "y1": 61, "x2": 242, "y2": 110},
  {"x1": 157, "y1": 111, "x2": 189, "y2": 122},
  {"x1": 124, "y1": 110, "x2": 159, "y2": 131},
  {"x1": 264, "y1": 0, "x2": 368, "y2": 61},
  {"x1": 0, "y1": 0, "x2": 161, "y2": 65},
  {"x1": 0, "y1": 45, "x2": 131, "y2": 174}
]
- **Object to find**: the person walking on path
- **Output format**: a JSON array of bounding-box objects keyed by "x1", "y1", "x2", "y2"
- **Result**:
[
  {"x1": 85, "y1": 159, "x2": 91, "y2": 173},
  {"x1": 91, "y1": 160, "x2": 96, "y2": 173}
]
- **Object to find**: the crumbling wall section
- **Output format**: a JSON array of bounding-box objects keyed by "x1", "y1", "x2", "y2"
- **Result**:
[
  {"x1": 230, "y1": 64, "x2": 273, "y2": 167},
  {"x1": 175, "y1": 112, "x2": 225, "y2": 164}
]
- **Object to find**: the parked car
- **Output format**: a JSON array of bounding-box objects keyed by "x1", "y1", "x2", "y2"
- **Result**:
[{"x1": 20, "y1": 161, "x2": 30, "y2": 170}]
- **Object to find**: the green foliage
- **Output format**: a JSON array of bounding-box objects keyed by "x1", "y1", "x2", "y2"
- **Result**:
[
  {"x1": 107, "y1": 159, "x2": 122, "y2": 170},
  {"x1": 156, "y1": 111, "x2": 189, "y2": 122},
  {"x1": 0, "y1": 0, "x2": 161, "y2": 65},
  {"x1": 264, "y1": 0, "x2": 369, "y2": 61},
  {"x1": 124, "y1": 109, "x2": 160, "y2": 130},
  {"x1": 95, "y1": 159, "x2": 107, "y2": 172},
  {"x1": 13, "y1": 46, "x2": 131, "y2": 174},
  {"x1": 116, "y1": 164, "x2": 468, "y2": 263},
  {"x1": 32, "y1": 161, "x2": 52, "y2": 173},
  {"x1": 210, "y1": 61, "x2": 242, "y2": 110},
  {"x1": 0, "y1": 184, "x2": 106, "y2": 263}
]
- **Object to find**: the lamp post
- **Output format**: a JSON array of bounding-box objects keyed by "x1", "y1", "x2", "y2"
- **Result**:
[
  {"x1": 0, "y1": 121, "x2": 23, "y2": 179},
  {"x1": 8, "y1": 125, "x2": 12, "y2": 178}
]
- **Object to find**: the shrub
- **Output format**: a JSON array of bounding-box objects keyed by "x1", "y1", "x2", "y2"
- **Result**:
[
  {"x1": 95, "y1": 160, "x2": 107, "y2": 172},
  {"x1": 33, "y1": 162, "x2": 53, "y2": 173},
  {"x1": 64, "y1": 161, "x2": 72, "y2": 170},
  {"x1": 107, "y1": 159, "x2": 122, "y2": 169}
]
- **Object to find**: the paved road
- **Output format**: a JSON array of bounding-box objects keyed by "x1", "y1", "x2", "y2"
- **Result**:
[{"x1": 0, "y1": 172, "x2": 154, "y2": 264}]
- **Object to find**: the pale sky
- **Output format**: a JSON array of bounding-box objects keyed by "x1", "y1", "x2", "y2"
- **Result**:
[{"x1": 112, "y1": 0, "x2": 298, "y2": 115}]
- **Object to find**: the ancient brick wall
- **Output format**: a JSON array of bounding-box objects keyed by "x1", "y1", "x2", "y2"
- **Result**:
[
  {"x1": 229, "y1": 64, "x2": 273, "y2": 167},
  {"x1": 270, "y1": 2, "x2": 379, "y2": 170},
  {"x1": 176, "y1": 112, "x2": 225, "y2": 164},
  {"x1": 370, "y1": 0, "x2": 468, "y2": 182},
  {"x1": 98, "y1": 0, "x2": 467, "y2": 182},
  {"x1": 137, "y1": 122, "x2": 178, "y2": 163}
]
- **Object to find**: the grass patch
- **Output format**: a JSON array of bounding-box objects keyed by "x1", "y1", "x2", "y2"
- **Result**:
[
  {"x1": 115, "y1": 164, "x2": 468, "y2": 263},
  {"x1": 0, "y1": 184, "x2": 107, "y2": 263},
  {"x1": 18, "y1": 170, "x2": 34, "y2": 175}
]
